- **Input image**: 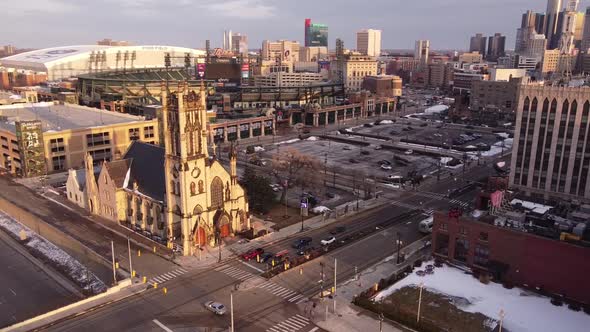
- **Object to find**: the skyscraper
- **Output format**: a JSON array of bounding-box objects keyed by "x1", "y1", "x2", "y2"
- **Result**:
[
  {"x1": 544, "y1": 0, "x2": 563, "y2": 49},
  {"x1": 415, "y1": 40, "x2": 430, "y2": 65},
  {"x1": 487, "y1": 33, "x2": 506, "y2": 61},
  {"x1": 304, "y1": 19, "x2": 328, "y2": 47},
  {"x1": 357, "y1": 29, "x2": 382, "y2": 57},
  {"x1": 223, "y1": 30, "x2": 233, "y2": 51},
  {"x1": 231, "y1": 33, "x2": 248, "y2": 55},
  {"x1": 558, "y1": 1, "x2": 579, "y2": 54},
  {"x1": 469, "y1": 33, "x2": 487, "y2": 56},
  {"x1": 582, "y1": 7, "x2": 590, "y2": 51}
]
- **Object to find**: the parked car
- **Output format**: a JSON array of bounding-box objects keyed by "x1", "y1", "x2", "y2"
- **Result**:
[
  {"x1": 405, "y1": 150, "x2": 414, "y2": 155},
  {"x1": 321, "y1": 236, "x2": 336, "y2": 245},
  {"x1": 374, "y1": 145, "x2": 383, "y2": 150},
  {"x1": 381, "y1": 164, "x2": 393, "y2": 170},
  {"x1": 349, "y1": 158, "x2": 359, "y2": 163},
  {"x1": 326, "y1": 192, "x2": 336, "y2": 198},
  {"x1": 260, "y1": 252, "x2": 274, "y2": 263},
  {"x1": 419, "y1": 123, "x2": 428, "y2": 127},
  {"x1": 380, "y1": 160, "x2": 392, "y2": 165},
  {"x1": 240, "y1": 248, "x2": 264, "y2": 261},
  {"x1": 297, "y1": 246, "x2": 315, "y2": 256},
  {"x1": 204, "y1": 301, "x2": 226, "y2": 315},
  {"x1": 361, "y1": 150, "x2": 370, "y2": 155},
  {"x1": 292, "y1": 237, "x2": 313, "y2": 249},
  {"x1": 363, "y1": 123, "x2": 374, "y2": 128},
  {"x1": 343, "y1": 146, "x2": 352, "y2": 150}
]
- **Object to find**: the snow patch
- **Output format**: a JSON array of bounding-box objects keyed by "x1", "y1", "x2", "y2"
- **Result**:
[
  {"x1": 306, "y1": 136, "x2": 320, "y2": 141},
  {"x1": 274, "y1": 138, "x2": 300, "y2": 145},
  {"x1": 374, "y1": 261, "x2": 590, "y2": 332},
  {"x1": 254, "y1": 146, "x2": 266, "y2": 152},
  {"x1": 510, "y1": 199, "x2": 553, "y2": 214},
  {"x1": 379, "y1": 120, "x2": 394, "y2": 124},
  {"x1": 0, "y1": 211, "x2": 107, "y2": 294}
]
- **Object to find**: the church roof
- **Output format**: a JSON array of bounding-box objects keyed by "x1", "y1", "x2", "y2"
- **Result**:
[
  {"x1": 104, "y1": 159, "x2": 132, "y2": 189},
  {"x1": 123, "y1": 141, "x2": 166, "y2": 202}
]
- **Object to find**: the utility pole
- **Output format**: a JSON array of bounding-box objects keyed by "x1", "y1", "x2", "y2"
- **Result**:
[
  {"x1": 417, "y1": 282, "x2": 424, "y2": 323},
  {"x1": 217, "y1": 231, "x2": 222, "y2": 263},
  {"x1": 127, "y1": 237, "x2": 133, "y2": 280},
  {"x1": 379, "y1": 313, "x2": 384, "y2": 332},
  {"x1": 320, "y1": 262, "x2": 325, "y2": 299},
  {"x1": 333, "y1": 258, "x2": 337, "y2": 313},
  {"x1": 111, "y1": 241, "x2": 117, "y2": 286},
  {"x1": 396, "y1": 232, "x2": 403, "y2": 264},
  {"x1": 230, "y1": 292, "x2": 235, "y2": 332}
]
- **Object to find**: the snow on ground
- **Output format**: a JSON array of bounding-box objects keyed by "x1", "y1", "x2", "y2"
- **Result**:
[
  {"x1": 306, "y1": 136, "x2": 320, "y2": 141},
  {"x1": 311, "y1": 206, "x2": 331, "y2": 214},
  {"x1": 0, "y1": 211, "x2": 107, "y2": 294},
  {"x1": 254, "y1": 146, "x2": 265, "y2": 152},
  {"x1": 379, "y1": 120, "x2": 394, "y2": 124},
  {"x1": 274, "y1": 138, "x2": 301, "y2": 145},
  {"x1": 496, "y1": 132, "x2": 510, "y2": 139},
  {"x1": 374, "y1": 261, "x2": 590, "y2": 332}
]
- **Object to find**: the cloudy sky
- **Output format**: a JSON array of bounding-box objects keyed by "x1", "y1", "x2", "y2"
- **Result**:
[{"x1": 1, "y1": 0, "x2": 589, "y2": 50}]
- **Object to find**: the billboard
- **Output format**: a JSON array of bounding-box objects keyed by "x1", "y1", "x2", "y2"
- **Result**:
[
  {"x1": 205, "y1": 63, "x2": 242, "y2": 84},
  {"x1": 241, "y1": 63, "x2": 250, "y2": 79},
  {"x1": 318, "y1": 61, "x2": 331, "y2": 71},
  {"x1": 196, "y1": 63, "x2": 206, "y2": 78},
  {"x1": 15, "y1": 120, "x2": 45, "y2": 177}
]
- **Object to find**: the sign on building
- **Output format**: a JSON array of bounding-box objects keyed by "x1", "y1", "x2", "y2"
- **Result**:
[{"x1": 15, "y1": 120, "x2": 45, "y2": 177}]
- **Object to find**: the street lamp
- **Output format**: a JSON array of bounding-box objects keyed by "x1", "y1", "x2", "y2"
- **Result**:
[{"x1": 396, "y1": 232, "x2": 404, "y2": 264}]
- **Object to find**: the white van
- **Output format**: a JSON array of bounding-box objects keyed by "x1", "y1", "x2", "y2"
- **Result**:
[{"x1": 418, "y1": 216, "x2": 434, "y2": 234}]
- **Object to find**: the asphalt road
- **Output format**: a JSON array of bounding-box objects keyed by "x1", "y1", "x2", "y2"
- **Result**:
[
  {"x1": 0, "y1": 231, "x2": 78, "y2": 328},
  {"x1": 39, "y1": 158, "x2": 498, "y2": 332}
]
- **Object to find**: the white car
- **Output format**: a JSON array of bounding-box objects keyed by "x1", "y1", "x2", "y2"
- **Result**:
[
  {"x1": 321, "y1": 236, "x2": 336, "y2": 245},
  {"x1": 204, "y1": 301, "x2": 226, "y2": 315},
  {"x1": 374, "y1": 145, "x2": 383, "y2": 150},
  {"x1": 405, "y1": 150, "x2": 414, "y2": 155},
  {"x1": 380, "y1": 164, "x2": 393, "y2": 170}
]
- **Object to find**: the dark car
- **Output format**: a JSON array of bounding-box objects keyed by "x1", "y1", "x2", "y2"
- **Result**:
[
  {"x1": 297, "y1": 246, "x2": 315, "y2": 256},
  {"x1": 349, "y1": 158, "x2": 359, "y2": 163},
  {"x1": 465, "y1": 125, "x2": 474, "y2": 129},
  {"x1": 330, "y1": 226, "x2": 346, "y2": 235},
  {"x1": 419, "y1": 123, "x2": 428, "y2": 127},
  {"x1": 361, "y1": 150, "x2": 370, "y2": 156},
  {"x1": 363, "y1": 123, "x2": 374, "y2": 128},
  {"x1": 326, "y1": 192, "x2": 336, "y2": 198},
  {"x1": 240, "y1": 248, "x2": 264, "y2": 261},
  {"x1": 379, "y1": 160, "x2": 392, "y2": 165},
  {"x1": 260, "y1": 252, "x2": 274, "y2": 263},
  {"x1": 292, "y1": 237, "x2": 313, "y2": 249},
  {"x1": 390, "y1": 131, "x2": 400, "y2": 135}
]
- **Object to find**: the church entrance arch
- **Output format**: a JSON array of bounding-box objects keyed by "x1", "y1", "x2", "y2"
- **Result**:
[
  {"x1": 219, "y1": 215, "x2": 231, "y2": 238},
  {"x1": 194, "y1": 227, "x2": 206, "y2": 246}
]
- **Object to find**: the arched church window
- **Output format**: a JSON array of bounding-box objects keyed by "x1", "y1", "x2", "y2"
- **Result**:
[{"x1": 211, "y1": 177, "x2": 224, "y2": 209}]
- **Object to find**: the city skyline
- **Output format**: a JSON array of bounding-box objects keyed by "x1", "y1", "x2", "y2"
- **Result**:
[{"x1": 2, "y1": 0, "x2": 590, "y2": 51}]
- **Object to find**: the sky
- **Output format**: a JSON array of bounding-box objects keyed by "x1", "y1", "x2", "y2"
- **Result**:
[{"x1": 1, "y1": 0, "x2": 590, "y2": 51}]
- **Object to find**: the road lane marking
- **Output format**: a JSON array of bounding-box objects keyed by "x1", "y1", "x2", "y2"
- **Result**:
[
  {"x1": 309, "y1": 327, "x2": 319, "y2": 332},
  {"x1": 9, "y1": 288, "x2": 16, "y2": 296},
  {"x1": 294, "y1": 314, "x2": 310, "y2": 322},
  {"x1": 177, "y1": 268, "x2": 188, "y2": 273},
  {"x1": 288, "y1": 294, "x2": 304, "y2": 302},
  {"x1": 239, "y1": 260, "x2": 265, "y2": 273},
  {"x1": 153, "y1": 319, "x2": 173, "y2": 332}
]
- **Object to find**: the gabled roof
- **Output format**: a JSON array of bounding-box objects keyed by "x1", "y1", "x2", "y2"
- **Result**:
[
  {"x1": 104, "y1": 159, "x2": 132, "y2": 189},
  {"x1": 123, "y1": 141, "x2": 166, "y2": 202},
  {"x1": 71, "y1": 166, "x2": 101, "y2": 191}
]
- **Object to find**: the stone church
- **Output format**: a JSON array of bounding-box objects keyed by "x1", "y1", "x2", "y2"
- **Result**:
[{"x1": 66, "y1": 82, "x2": 250, "y2": 256}]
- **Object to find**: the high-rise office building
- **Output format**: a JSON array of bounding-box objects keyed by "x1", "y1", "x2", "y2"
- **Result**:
[
  {"x1": 487, "y1": 33, "x2": 506, "y2": 61},
  {"x1": 469, "y1": 33, "x2": 487, "y2": 56},
  {"x1": 262, "y1": 40, "x2": 300, "y2": 63},
  {"x1": 556, "y1": 0, "x2": 580, "y2": 54},
  {"x1": 357, "y1": 29, "x2": 382, "y2": 57},
  {"x1": 414, "y1": 40, "x2": 430, "y2": 65},
  {"x1": 231, "y1": 33, "x2": 248, "y2": 55},
  {"x1": 304, "y1": 19, "x2": 328, "y2": 47},
  {"x1": 510, "y1": 84, "x2": 590, "y2": 201},
  {"x1": 522, "y1": 10, "x2": 546, "y2": 34},
  {"x1": 223, "y1": 30, "x2": 233, "y2": 51},
  {"x1": 544, "y1": 0, "x2": 563, "y2": 49},
  {"x1": 582, "y1": 7, "x2": 590, "y2": 51}
]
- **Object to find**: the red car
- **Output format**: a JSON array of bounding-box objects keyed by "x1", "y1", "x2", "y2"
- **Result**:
[{"x1": 240, "y1": 248, "x2": 264, "y2": 261}]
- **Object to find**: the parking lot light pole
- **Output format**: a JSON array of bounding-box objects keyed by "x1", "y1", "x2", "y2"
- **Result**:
[
  {"x1": 230, "y1": 291, "x2": 235, "y2": 332},
  {"x1": 127, "y1": 237, "x2": 133, "y2": 280}
]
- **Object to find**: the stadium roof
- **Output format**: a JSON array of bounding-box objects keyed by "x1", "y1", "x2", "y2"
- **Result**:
[
  {"x1": 0, "y1": 45, "x2": 206, "y2": 79},
  {"x1": 0, "y1": 101, "x2": 149, "y2": 133}
]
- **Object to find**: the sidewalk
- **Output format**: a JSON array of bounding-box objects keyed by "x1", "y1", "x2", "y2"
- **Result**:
[
  {"x1": 175, "y1": 197, "x2": 388, "y2": 269},
  {"x1": 311, "y1": 239, "x2": 431, "y2": 332}
]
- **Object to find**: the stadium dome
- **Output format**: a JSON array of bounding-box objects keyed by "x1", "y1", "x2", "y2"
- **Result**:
[{"x1": 0, "y1": 45, "x2": 206, "y2": 81}]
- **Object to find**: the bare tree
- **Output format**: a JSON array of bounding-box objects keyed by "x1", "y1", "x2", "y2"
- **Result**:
[{"x1": 272, "y1": 149, "x2": 324, "y2": 203}]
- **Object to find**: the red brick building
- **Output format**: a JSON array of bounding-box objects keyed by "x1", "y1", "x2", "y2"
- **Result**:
[{"x1": 432, "y1": 210, "x2": 590, "y2": 305}]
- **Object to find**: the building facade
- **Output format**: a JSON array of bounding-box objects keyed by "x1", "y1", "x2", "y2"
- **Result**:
[
  {"x1": 545, "y1": 0, "x2": 563, "y2": 49},
  {"x1": 334, "y1": 55, "x2": 379, "y2": 91},
  {"x1": 357, "y1": 29, "x2": 382, "y2": 57},
  {"x1": 299, "y1": 46, "x2": 328, "y2": 62},
  {"x1": 487, "y1": 33, "x2": 506, "y2": 61},
  {"x1": 582, "y1": 7, "x2": 590, "y2": 52},
  {"x1": 414, "y1": 40, "x2": 430, "y2": 66},
  {"x1": 0, "y1": 102, "x2": 158, "y2": 177},
  {"x1": 510, "y1": 84, "x2": 590, "y2": 201},
  {"x1": 470, "y1": 78, "x2": 521, "y2": 115},
  {"x1": 253, "y1": 72, "x2": 324, "y2": 87},
  {"x1": 304, "y1": 19, "x2": 328, "y2": 47},
  {"x1": 262, "y1": 40, "x2": 300, "y2": 63},
  {"x1": 459, "y1": 52, "x2": 483, "y2": 64},
  {"x1": 432, "y1": 211, "x2": 590, "y2": 305},
  {"x1": 469, "y1": 33, "x2": 487, "y2": 56},
  {"x1": 361, "y1": 75, "x2": 403, "y2": 98},
  {"x1": 231, "y1": 33, "x2": 248, "y2": 55}
]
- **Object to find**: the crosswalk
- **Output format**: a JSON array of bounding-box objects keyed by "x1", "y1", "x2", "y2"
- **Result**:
[
  {"x1": 148, "y1": 268, "x2": 188, "y2": 285},
  {"x1": 215, "y1": 264, "x2": 256, "y2": 282},
  {"x1": 257, "y1": 281, "x2": 307, "y2": 304},
  {"x1": 410, "y1": 191, "x2": 472, "y2": 209},
  {"x1": 265, "y1": 314, "x2": 312, "y2": 332}
]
